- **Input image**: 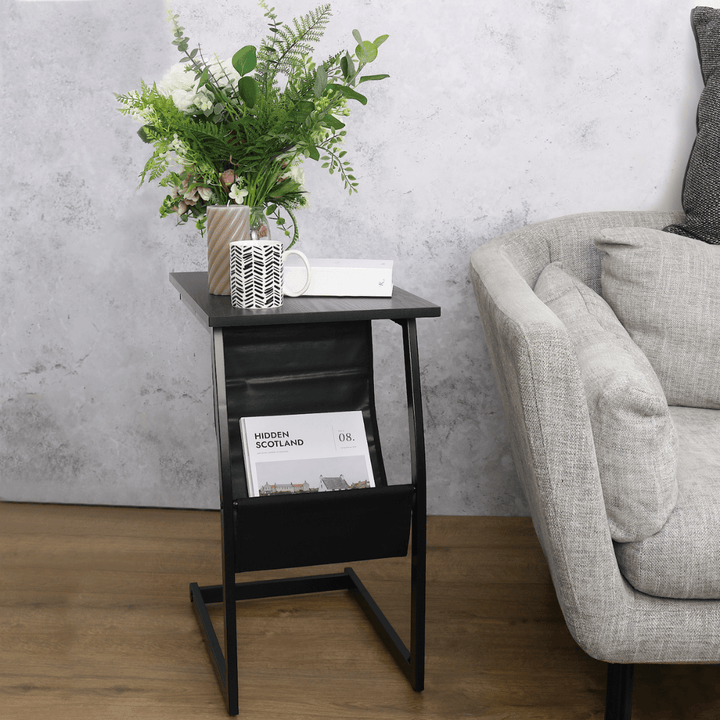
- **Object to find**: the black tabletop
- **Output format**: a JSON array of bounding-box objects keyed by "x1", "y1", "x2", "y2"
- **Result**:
[{"x1": 170, "y1": 272, "x2": 441, "y2": 327}]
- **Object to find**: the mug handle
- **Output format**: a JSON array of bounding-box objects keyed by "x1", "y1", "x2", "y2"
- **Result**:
[{"x1": 282, "y1": 249, "x2": 312, "y2": 297}]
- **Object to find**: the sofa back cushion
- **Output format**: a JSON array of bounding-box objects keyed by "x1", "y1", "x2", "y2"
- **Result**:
[
  {"x1": 534, "y1": 263, "x2": 678, "y2": 542},
  {"x1": 595, "y1": 226, "x2": 720, "y2": 409}
]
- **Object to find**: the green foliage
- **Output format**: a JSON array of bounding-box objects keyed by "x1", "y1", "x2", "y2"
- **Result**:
[
  {"x1": 116, "y1": 1, "x2": 390, "y2": 245},
  {"x1": 232, "y1": 46, "x2": 257, "y2": 76},
  {"x1": 255, "y1": 3, "x2": 332, "y2": 94}
]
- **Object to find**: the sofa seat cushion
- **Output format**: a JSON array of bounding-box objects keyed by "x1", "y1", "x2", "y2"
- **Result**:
[
  {"x1": 615, "y1": 406, "x2": 720, "y2": 599},
  {"x1": 534, "y1": 262, "x2": 678, "y2": 542}
]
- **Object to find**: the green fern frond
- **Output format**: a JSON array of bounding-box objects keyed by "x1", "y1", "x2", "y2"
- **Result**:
[
  {"x1": 283, "y1": 69, "x2": 316, "y2": 104},
  {"x1": 256, "y1": 4, "x2": 332, "y2": 93}
]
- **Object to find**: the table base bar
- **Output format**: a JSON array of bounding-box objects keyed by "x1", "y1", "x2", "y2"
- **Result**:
[{"x1": 190, "y1": 566, "x2": 421, "y2": 716}]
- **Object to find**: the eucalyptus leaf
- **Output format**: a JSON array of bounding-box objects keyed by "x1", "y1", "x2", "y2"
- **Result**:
[
  {"x1": 355, "y1": 40, "x2": 377, "y2": 64},
  {"x1": 313, "y1": 66, "x2": 328, "y2": 98},
  {"x1": 326, "y1": 83, "x2": 367, "y2": 105},
  {"x1": 324, "y1": 114, "x2": 345, "y2": 130},
  {"x1": 238, "y1": 76, "x2": 258, "y2": 108},
  {"x1": 232, "y1": 45, "x2": 257, "y2": 76},
  {"x1": 358, "y1": 73, "x2": 390, "y2": 84},
  {"x1": 344, "y1": 51, "x2": 355, "y2": 79}
]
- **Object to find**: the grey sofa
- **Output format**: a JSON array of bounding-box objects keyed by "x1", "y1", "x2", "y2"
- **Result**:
[{"x1": 470, "y1": 210, "x2": 720, "y2": 720}]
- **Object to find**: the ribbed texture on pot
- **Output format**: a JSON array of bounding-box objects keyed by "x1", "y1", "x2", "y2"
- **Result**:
[{"x1": 206, "y1": 206, "x2": 250, "y2": 295}]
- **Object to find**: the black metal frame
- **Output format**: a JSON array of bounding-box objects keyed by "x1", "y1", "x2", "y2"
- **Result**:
[{"x1": 189, "y1": 317, "x2": 427, "y2": 716}]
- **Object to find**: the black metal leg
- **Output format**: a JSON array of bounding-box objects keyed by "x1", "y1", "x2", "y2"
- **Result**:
[
  {"x1": 605, "y1": 663, "x2": 634, "y2": 720},
  {"x1": 220, "y1": 515, "x2": 239, "y2": 715},
  {"x1": 210, "y1": 329, "x2": 240, "y2": 715},
  {"x1": 346, "y1": 567, "x2": 412, "y2": 673},
  {"x1": 399, "y1": 318, "x2": 427, "y2": 691},
  {"x1": 189, "y1": 579, "x2": 238, "y2": 715},
  {"x1": 190, "y1": 582, "x2": 225, "y2": 688}
]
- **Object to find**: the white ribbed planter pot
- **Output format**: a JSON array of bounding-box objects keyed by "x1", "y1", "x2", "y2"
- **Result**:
[{"x1": 206, "y1": 205, "x2": 251, "y2": 295}]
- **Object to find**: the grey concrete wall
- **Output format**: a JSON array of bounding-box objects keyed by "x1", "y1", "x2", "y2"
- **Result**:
[{"x1": 0, "y1": 0, "x2": 704, "y2": 513}]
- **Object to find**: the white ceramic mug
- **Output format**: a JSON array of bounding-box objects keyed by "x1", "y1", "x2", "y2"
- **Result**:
[{"x1": 229, "y1": 240, "x2": 311, "y2": 309}]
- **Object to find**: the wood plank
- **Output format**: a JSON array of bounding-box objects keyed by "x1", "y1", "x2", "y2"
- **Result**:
[
  {"x1": 3, "y1": 503, "x2": 720, "y2": 720},
  {"x1": 0, "y1": 502, "x2": 219, "y2": 540}
]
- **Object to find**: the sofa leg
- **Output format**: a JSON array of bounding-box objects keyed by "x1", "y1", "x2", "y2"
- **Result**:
[{"x1": 605, "y1": 663, "x2": 634, "y2": 720}]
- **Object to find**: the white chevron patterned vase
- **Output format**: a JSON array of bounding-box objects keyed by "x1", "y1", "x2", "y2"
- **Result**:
[{"x1": 229, "y1": 241, "x2": 284, "y2": 309}]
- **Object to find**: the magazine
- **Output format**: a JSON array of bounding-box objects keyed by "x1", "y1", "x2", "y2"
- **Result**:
[{"x1": 240, "y1": 411, "x2": 375, "y2": 498}]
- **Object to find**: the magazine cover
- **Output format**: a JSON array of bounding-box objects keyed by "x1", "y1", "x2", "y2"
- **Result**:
[{"x1": 240, "y1": 411, "x2": 375, "y2": 497}]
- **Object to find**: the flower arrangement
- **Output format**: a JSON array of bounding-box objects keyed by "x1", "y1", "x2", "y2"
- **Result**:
[{"x1": 116, "y1": 1, "x2": 389, "y2": 246}]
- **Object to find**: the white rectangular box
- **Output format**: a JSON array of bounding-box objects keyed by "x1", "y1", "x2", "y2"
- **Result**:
[{"x1": 284, "y1": 257, "x2": 393, "y2": 297}]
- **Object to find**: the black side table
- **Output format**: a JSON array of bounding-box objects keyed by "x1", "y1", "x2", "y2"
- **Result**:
[{"x1": 170, "y1": 272, "x2": 441, "y2": 716}]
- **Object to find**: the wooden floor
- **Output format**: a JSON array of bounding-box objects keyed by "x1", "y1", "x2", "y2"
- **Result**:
[{"x1": 1, "y1": 504, "x2": 720, "y2": 719}]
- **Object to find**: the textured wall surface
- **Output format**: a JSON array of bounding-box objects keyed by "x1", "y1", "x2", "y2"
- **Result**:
[{"x1": 0, "y1": 0, "x2": 707, "y2": 513}]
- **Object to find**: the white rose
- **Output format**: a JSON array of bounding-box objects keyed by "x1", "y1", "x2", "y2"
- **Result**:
[
  {"x1": 159, "y1": 63, "x2": 211, "y2": 113},
  {"x1": 170, "y1": 88, "x2": 196, "y2": 112},
  {"x1": 157, "y1": 63, "x2": 196, "y2": 96}
]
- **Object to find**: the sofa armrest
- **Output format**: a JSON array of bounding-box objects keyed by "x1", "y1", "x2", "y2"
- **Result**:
[{"x1": 469, "y1": 210, "x2": 682, "y2": 659}]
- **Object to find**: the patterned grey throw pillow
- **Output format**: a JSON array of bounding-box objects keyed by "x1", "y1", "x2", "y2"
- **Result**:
[
  {"x1": 534, "y1": 262, "x2": 678, "y2": 543},
  {"x1": 664, "y1": 7, "x2": 720, "y2": 244}
]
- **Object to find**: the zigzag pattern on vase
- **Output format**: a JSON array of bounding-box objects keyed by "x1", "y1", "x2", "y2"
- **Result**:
[
  {"x1": 229, "y1": 244, "x2": 284, "y2": 309},
  {"x1": 207, "y1": 206, "x2": 250, "y2": 295}
]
